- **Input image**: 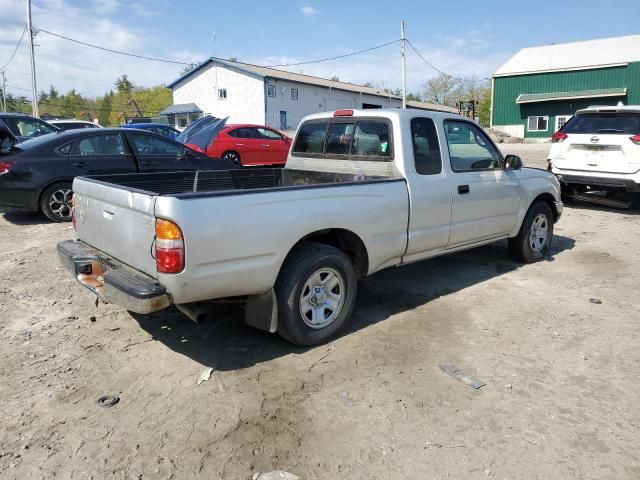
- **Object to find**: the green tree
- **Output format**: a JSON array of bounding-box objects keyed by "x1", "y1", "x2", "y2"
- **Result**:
[
  {"x1": 97, "y1": 90, "x2": 114, "y2": 126},
  {"x1": 48, "y1": 85, "x2": 58, "y2": 99},
  {"x1": 477, "y1": 86, "x2": 492, "y2": 127},
  {"x1": 114, "y1": 74, "x2": 134, "y2": 94}
]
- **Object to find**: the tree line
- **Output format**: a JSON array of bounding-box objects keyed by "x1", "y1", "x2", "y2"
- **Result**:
[{"x1": 1, "y1": 75, "x2": 172, "y2": 126}]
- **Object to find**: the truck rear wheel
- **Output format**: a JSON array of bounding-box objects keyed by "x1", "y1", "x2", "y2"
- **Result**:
[
  {"x1": 275, "y1": 242, "x2": 357, "y2": 346},
  {"x1": 508, "y1": 201, "x2": 554, "y2": 263}
]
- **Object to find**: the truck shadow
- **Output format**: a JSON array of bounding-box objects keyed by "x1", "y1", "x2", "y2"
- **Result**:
[{"x1": 132, "y1": 235, "x2": 575, "y2": 372}]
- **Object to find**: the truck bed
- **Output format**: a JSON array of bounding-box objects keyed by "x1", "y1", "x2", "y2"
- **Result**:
[{"x1": 81, "y1": 168, "x2": 392, "y2": 198}]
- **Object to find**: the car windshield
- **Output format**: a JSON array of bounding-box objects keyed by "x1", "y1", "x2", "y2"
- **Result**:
[
  {"x1": 4, "y1": 116, "x2": 58, "y2": 138},
  {"x1": 562, "y1": 112, "x2": 640, "y2": 134}
]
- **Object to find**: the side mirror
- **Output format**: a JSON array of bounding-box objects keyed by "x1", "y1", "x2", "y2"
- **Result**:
[{"x1": 504, "y1": 154, "x2": 522, "y2": 170}]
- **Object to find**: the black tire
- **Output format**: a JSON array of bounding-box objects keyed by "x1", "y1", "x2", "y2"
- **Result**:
[
  {"x1": 221, "y1": 150, "x2": 241, "y2": 165},
  {"x1": 275, "y1": 242, "x2": 357, "y2": 346},
  {"x1": 560, "y1": 183, "x2": 574, "y2": 204},
  {"x1": 40, "y1": 182, "x2": 73, "y2": 222},
  {"x1": 509, "y1": 201, "x2": 554, "y2": 263}
]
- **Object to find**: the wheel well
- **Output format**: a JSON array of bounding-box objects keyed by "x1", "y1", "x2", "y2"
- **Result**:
[
  {"x1": 37, "y1": 180, "x2": 73, "y2": 209},
  {"x1": 292, "y1": 229, "x2": 369, "y2": 278},
  {"x1": 534, "y1": 193, "x2": 559, "y2": 221}
]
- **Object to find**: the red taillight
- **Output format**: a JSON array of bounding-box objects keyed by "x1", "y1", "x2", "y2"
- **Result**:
[
  {"x1": 333, "y1": 109, "x2": 353, "y2": 117},
  {"x1": 155, "y1": 219, "x2": 184, "y2": 273},
  {"x1": 0, "y1": 160, "x2": 15, "y2": 174},
  {"x1": 630, "y1": 134, "x2": 640, "y2": 145},
  {"x1": 551, "y1": 131, "x2": 568, "y2": 143},
  {"x1": 71, "y1": 194, "x2": 76, "y2": 230}
]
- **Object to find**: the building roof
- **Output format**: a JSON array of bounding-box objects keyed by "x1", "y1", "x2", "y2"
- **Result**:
[
  {"x1": 159, "y1": 103, "x2": 202, "y2": 115},
  {"x1": 516, "y1": 87, "x2": 628, "y2": 104},
  {"x1": 167, "y1": 57, "x2": 457, "y2": 113},
  {"x1": 494, "y1": 34, "x2": 640, "y2": 77}
]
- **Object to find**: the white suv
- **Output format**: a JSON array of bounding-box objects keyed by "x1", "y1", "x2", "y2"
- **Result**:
[{"x1": 548, "y1": 105, "x2": 640, "y2": 205}]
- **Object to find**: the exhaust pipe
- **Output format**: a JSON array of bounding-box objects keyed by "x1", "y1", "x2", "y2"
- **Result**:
[{"x1": 176, "y1": 303, "x2": 208, "y2": 323}]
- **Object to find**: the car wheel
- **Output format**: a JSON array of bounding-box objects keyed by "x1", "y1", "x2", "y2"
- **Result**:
[
  {"x1": 40, "y1": 182, "x2": 73, "y2": 222},
  {"x1": 222, "y1": 151, "x2": 241, "y2": 165},
  {"x1": 508, "y1": 201, "x2": 554, "y2": 263},
  {"x1": 275, "y1": 242, "x2": 357, "y2": 346}
]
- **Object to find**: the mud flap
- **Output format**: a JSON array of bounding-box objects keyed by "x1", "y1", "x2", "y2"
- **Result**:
[{"x1": 244, "y1": 289, "x2": 278, "y2": 333}]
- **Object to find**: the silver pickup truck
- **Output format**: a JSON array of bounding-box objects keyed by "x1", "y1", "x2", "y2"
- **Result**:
[{"x1": 58, "y1": 109, "x2": 563, "y2": 345}]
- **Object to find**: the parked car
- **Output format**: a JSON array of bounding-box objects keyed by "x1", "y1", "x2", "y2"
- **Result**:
[
  {"x1": 0, "y1": 124, "x2": 237, "y2": 222},
  {"x1": 58, "y1": 108, "x2": 563, "y2": 346},
  {"x1": 121, "y1": 123, "x2": 181, "y2": 139},
  {"x1": 549, "y1": 105, "x2": 640, "y2": 207},
  {"x1": 0, "y1": 112, "x2": 59, "y2": 142},
  {"x1": 177, "y1": 116, "x2": 291, "y2": 166},
  {"x1": 49, "y1": 119, "x2": 101, "y2": 131}
]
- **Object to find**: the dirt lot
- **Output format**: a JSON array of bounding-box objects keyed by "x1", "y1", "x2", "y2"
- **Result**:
[{"x1": 1, "y1": 146, "x2": 639, "y2": 479}]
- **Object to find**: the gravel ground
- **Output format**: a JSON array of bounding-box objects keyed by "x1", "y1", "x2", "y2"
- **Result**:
[{"x1": 2, "y1": 157, "x2": 640, "y2": 478}]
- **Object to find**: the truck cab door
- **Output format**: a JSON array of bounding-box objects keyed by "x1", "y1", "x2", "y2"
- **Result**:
[
  {"x1": 443, "y1": 120, "x2": 520, "y2": 248},
  {"x1": 403, "y1": 117, "x2": 453, "y2": 263}
]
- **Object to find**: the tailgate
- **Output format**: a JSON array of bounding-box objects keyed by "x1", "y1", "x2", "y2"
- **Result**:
[
  {"x1": 554, "y1": 134, "x2": 640, "y2": 175},
  {"x1": 73, "y1": 177, "x2": 158, "y2": 278}
]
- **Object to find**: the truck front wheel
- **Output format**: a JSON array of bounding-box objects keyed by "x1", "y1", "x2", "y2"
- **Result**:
[
  {"x1": 275, "y1": 242, "x2": 357, "y2": 346},
  {"x1": 508, "y1": 201, "x2": 554, "y2": 263}
]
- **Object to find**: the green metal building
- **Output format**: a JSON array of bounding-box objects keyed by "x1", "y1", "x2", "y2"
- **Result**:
[{"x1": 491, "y1": 35, "x2": 640, "y2": 140}]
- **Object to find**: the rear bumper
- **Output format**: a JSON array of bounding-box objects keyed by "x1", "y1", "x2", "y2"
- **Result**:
[
  {"x1": 554, "y1": 173, "x2": 640, "y2": 192},
  {"x1": 57, "y1": 240, "x2": 170, "y2": 314}
]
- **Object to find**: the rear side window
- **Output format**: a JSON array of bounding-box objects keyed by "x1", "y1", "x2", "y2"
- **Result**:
[
  {"x1": 57, "y1": 142, "x2": 73, "y2": 155},
  {"x1": 562, "y1": 113, "x2": 640, "y2": 134},
  {"x1": 292, "y1": 118, "x2": 392, "y2": 160},
  {"x1": 411, "y1": 118, "x2": 441, "y2": 175},
  {"x1": 129, "y1": 133, "x2": 181, "y2": 155},
  {"x1": 77, "y1": 135, "x2": 125, "y2": 156}
]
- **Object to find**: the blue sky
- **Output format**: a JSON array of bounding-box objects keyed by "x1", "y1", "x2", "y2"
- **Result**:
[{"x1": 1, "y1": 0, "x2": 639, "y2": 98}]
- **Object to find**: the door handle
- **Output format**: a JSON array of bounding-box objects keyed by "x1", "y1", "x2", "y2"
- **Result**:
[
  {"x1": 457, "y1": 184, "x2": 470, "y2": 194},
  {"x1": 141, "y1": 160, "x2": 153, "y2": 166},
  {"x1": 236, "y1": 143, "x2": 245, "y2": 147},
  {"x1": 73, "y1": 162, "x2": 86, "y2": 167},
  {"x1": 262, "y1": 144, "x2": 271, "y2": 147}
]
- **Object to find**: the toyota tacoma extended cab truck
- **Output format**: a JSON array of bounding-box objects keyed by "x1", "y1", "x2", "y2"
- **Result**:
[{"x1": 58, "y1": 109, "x2": 563, "y2": 346}]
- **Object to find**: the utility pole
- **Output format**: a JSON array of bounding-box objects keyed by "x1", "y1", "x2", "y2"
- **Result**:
[
  {"x1": 26, "y1": 0, "x2": 39, "y2": 118},
  {"x1": 212, "y1": 32, "x2": 216, "y2": 58},
  {"x1": 1, "y1": 71, "x2": 7, "y2": 112},
  {"x1": 401, "y1": 21, "x2": 407, "y2": 109}
]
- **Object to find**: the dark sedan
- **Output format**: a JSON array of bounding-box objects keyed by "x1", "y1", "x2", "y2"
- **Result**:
[{"x1": 0, "y1": 124, "x2": 237, "y2": 222}]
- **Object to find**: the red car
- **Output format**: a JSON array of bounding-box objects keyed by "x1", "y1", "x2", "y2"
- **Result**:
[{"x1": 180, "y1": 118, "x2": 291, "y2": 166}]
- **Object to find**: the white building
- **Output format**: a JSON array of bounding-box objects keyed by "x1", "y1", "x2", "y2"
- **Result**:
[{"x1": 162, "y1": 57, "x2": 456, "y2": 131}]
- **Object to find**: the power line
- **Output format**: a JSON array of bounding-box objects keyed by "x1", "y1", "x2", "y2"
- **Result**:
[
  {"x1": 406, "y1": 39, "x2": 489, "y2": 83},
  {"x1": 263, "y1": 39, "x2": 401, "y2": 67},
  {"x1": 1, "y1": 25, "x2": 27, "y2": 71},
  {"x1": 36, "y1": 28, "x2": 193, "y2": 66}
]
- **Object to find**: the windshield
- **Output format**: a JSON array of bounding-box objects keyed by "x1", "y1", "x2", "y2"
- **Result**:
[
  {"x1": 176, "y1": 116, "x2": 228, "y2": 151},
  {"x1": 3, "y1": 116, "x2": 58, "y2": 138},
  {"x1": 562, "y1": 112, "x2": 640, "y2": 134}
]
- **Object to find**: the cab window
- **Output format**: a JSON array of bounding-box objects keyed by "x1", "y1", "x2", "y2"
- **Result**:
[
  {"x1": 411, "y1": 118, "x2": 441, "y2": 175},
  {"x1": 444, "y1": 121, "x2": 501, "y2": 172}
]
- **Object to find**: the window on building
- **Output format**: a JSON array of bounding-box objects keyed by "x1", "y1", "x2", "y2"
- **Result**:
[
  {"x1": 291, "y1": 88, "x2": 299, "y2": 101},
  {"x1": 267, "y1": 85, "x2": 276, "y2": 97},
  {"x1": 527, "y1": 116, "x2": 548, "y2": 132},
  {"x1": 218, "y1": 88, "x2": 227, "y2": 100},
  {"x1": 555, "y1": 115, "x2": 572, "y2": 131}
]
